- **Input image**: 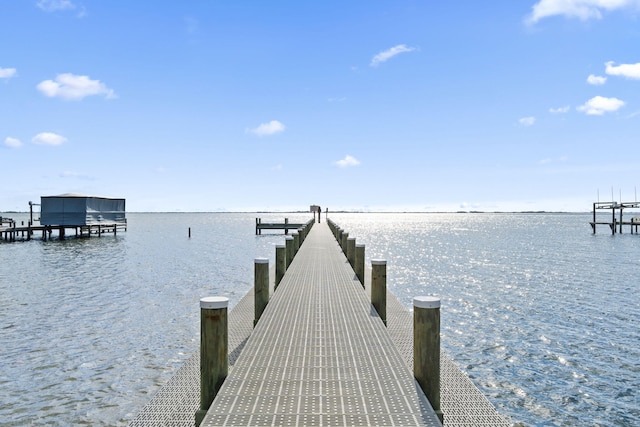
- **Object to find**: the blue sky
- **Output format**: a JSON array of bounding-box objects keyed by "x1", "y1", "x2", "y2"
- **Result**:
[{"x1": 1, "y1": 0, "x2": 639, "y2": 212}]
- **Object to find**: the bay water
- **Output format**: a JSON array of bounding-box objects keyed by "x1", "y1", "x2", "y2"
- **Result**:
[{"x1": 1, "y1": 212, "x2": 638, "y2": 426}]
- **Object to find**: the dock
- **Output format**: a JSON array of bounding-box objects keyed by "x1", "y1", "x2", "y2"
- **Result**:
[
  {"x1": 0, "y1": 220, "x2": 126, "y2": 242},
  {"x1": 589, "y1": 201, "x2": 640, "y2": 234},
  {"x1": 130, "y1": 221, "x2": 511, "y2": 426},
  {"x1": 255, "y1": 218, "x2": 312, "y2": 235}
]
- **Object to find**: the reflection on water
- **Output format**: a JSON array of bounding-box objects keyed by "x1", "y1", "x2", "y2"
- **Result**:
[{"x1": 1, "y1": 212, "x2": 639, "y2": 426}]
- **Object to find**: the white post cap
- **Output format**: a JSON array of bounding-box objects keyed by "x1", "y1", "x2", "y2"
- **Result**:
[
  {"x1": 276, "y1": 244, "x2": 285, "y2": 248},
  {"x1": 413, "y1": 296, "x2": 441, "y2": 309},
  {"x1": 254, "y1": 257, "x2": 269, "y2": 264},
  {"x1": 285, "y1": 236, "x2": 294, "y2": 240},
  {"x1": 356, "y1": 243, "x2": 365, "y2": 247},
  {"x1": 347, "y1": 237, "x2": 356, "y2": 241},
  {"x1": 200, "y1": 296, "x2": 229, "y2": 309},
  {"x1": 371, "y1": 259, "x2": 387, "y2": 265}
]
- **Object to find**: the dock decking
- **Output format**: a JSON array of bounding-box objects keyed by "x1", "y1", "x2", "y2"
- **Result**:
[{"x1": 129, "y1": 222, "x2": 511, "y2": 427}]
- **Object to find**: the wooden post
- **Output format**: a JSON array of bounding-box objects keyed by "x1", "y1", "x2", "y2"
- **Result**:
[
  {"x1": 276, "y1": 244, "x2": 285, "y2": 289},
  {"x1": 347, "y1": 237, "x2": 356, "y2": 267},
  {"x1": 592, "y1": 203, "x2": 596, "y2": 234},
  {"x1": 189, "y1": 227, "x2": 191, "y2": 238},
  {"x1": 195, "y1": 296, "x2": 229, "y2": 426},
  {"x1": 285, "y1": 236, "x2": 294, "y2": 269},
  {"x1": 413, "y1": 296, "x2": 443, "y2": 424},
  {"x1": 371, "y1": 260, "x2": 387, "y2": 326},
  {"x1": 292, "y1": 232, "x2": 300, "y2": 255},
  {"x1": 355, "y1": 244, "x2": 365, "y2": 287},
  {"x1": 254, "y1": 258, "x2": 269, "y2": 326},
  {"x1": 612, "y1": 207, "x2": 616, "y2": 235},
  {"x1": 619, "y1": 207, "x2": 623, "y2": 234},
  {"x1": 284, "y1": 218, "x2": 289, "y2": 235},
  {"x1": 341, "y1": 232, "x2": 349, "y2": 254}
]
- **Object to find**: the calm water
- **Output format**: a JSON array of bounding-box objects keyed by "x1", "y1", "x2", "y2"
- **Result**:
[{"x1": 1, "y1": 212, "x2": 639, "y2": 426}]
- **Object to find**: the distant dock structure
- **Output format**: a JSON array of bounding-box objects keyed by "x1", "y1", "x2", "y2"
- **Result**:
[
  {"x1": 590, "y1": 201, "x2": 640, "y2": 234},
  {"x1": 1, "y1": 194, "x2": 126, "y2": 242}
]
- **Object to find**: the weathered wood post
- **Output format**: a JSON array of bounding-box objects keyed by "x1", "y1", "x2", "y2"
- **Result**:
[
  {"x1": 254, "y1": 258, "x2": 269, "y2": 326},
  {"x1": 285, "y1": 236, "x2": 294, "y2": 269},
  {"x1": 413, "y1": 296, "x2": 443, "y2": 424},
  {"x1": 355, "y1": 244, "x2": 365, "y2": 286},
  {"x1": 292, "y1": 232, "x2": 300, "y2": 255},
  {"x1": 341, "y1": 231, "x2": 349, "y2": 254},
  {"x1": 284, "y1": 217, "x2": 289, "y2": 235},
  {"x1": 347, "y1": 237, "x2": 356, "y2": 267},
  {"x1": 371, "y1": 260, "x2": 387, "y2": 326},
  {"x1": 195, "y1": 296, "x2": 229, "y2": 426},
  {"x1": 275, "y1": 244, "x2": 285, "y2": 289}
]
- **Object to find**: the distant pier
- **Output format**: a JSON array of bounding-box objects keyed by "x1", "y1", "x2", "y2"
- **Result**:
[
  {"x1": 255, "y1": 217, "x2": 312, "y2": 235},
  {"x1": 130, "y1": 220, "x2": 511, "y2": 426},
  {"x1": 0, "y1": 220, "x2": 127, "y2": 242},
  {"x1": 590, "y1": 202, "x2": 640, "y2": 234}
]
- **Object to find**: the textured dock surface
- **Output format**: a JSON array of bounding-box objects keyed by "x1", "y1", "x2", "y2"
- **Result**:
[{"x1": 129, "y1": 223, "x2": 512, "y2": 426}]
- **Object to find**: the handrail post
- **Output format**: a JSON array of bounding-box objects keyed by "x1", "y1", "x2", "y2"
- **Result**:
[
  {"x1": 413, "y1": 296, "x2": 443, "y2": 424},
  {"x1": 195, "y1": 296, "x2": 229, "y2": 426},
  {"x1": 371, "y1": 260, "x2": 387, "y2": 326}
]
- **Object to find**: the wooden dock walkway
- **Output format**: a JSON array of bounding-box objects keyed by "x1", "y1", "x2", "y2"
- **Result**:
[{"x1": 130, "y1": 222, "x2": 511, "y2": 427}]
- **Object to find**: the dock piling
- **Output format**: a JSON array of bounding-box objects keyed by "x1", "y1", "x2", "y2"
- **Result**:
[
  {"x1": 355, "y1": 244, "x2": 365, "y2": 287},
  {"x1": 371, "y1": 260, "x2": 387, "y2": 326},
  {"x1": 275, "y1": 244, "x2": 285, "y2": 289},
  {"x1": 285, "y1": 236, "x2": 294, "y2": 269},
  {"x1": 254, "y1": 258, "x2": 269, "y2": 326},
  {"x1": 347, "y1": 237, "x2": 356, "y2": 267},
  {"x1": 195, "y1": 296, "x2": 229, "y2": 426},
  {"x1": 413, "y1": 296, "x2": 443, "y2": 424}
]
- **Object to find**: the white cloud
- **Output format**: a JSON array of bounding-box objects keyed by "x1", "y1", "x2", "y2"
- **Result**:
[
  {"x1": 3, "y1": 137, "x2": 22, "y2": 148},
  {"x1": 587, "y1": 74, "x2": 607, "y2": 85},
  {"x1": 37, "y1": 73, "x2": 116, "y2": 100},
  {"x1": 519, "y1": 116, "x2": 536, "y2": 126},
  {"x1": 549, "y1": 105, "x2": 571, "y2": 113},
  {"x1": 539, "y1": 156, "x2": 568, "y2": 165},
  {"x1": 370, "y1": 44, "x2": 416, "y2": 67},
  {"x1": 605, "y1": 61, "x2": 640, "y2": 79},
  {"x1": 334, "y1": 155, "x2": 361, "y2": 168},
  {"x1": 577, "y1": 95, "x2": 625, "y2": 115},
  {"x1": 247, "y1": 120, "x2": 286, "y2": 136},
  {"x1": 0, "y1": 67, "x2": 17, "y2": 79},
  {"x1": 32, "y1": 132, "x2": 67, "y2": 146},
  {"x1": 59, "y1": 170, "x2": 94, "y2": 180},
  {"x1": 37, "y1": 0, "x2": 75, "y2": 12},
  {"x1": 526, "y1": 0, "x2": 640, "y2": 24}
]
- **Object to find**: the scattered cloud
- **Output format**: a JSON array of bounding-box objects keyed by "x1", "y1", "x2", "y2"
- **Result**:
[
  {"x1": 271, "y1": 164, "x2": 283, "y2": 171},
  {"x1": 37, "y1": 0, "x2": 75, "y2": 12},
  {"x1": 605, "y1": 61, "x2": 640, "y2": 79},
  {"x1": 0, "y1": 67, "x2": 17, "y2": 79},
  {"x1": 328, "y1": 97, "x2": 347, "y2": 103},
  {"x1": 587, "y1": 74, "x2": 607, "y2": 85},
  {"x1": 334, "y1": 155, "x2": 361, "y2": 168},
  {"x1": 549, "y1": 105, "x2": 570, "y2": 113},
  {"x1": 32, "y1": 132, "x2": 67, "y2": 146},
  {"x1": 37, "y1": 73, "x2": 116, "y2": 100},
  {"x1": 519, "y1": 116, "x2": 536, "y2": 126},
  {"x1": 247, "y1": 120, "x2": 286, "y2": 136},
  {"x1": 3, "y1": 137, "x2": 22, "y2": 148},
  {"x1": 577, "y1": 95, "x2": 625, "y2": 115},
  {"x1": 370, "y1": 44, "x2": 416, "y2": 67},
  {"x1": 526, "y1": 0, "x2": 640, "y2": 24}
]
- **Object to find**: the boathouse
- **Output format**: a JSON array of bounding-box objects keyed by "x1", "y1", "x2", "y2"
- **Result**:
[{"x1": 40, "y1": 194, "x2": 126, "y2": 226}]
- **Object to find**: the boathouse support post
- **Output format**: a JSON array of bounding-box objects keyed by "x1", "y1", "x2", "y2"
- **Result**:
[
  {"x1": 284, "y1": 218, "x2": 289, "y2": 235},
  {"x1": 195, "y1": 296, "x2": 229, "y2": 426},
  {"x1": 254, "y1": 258, "x2": 269, "y2": 326},
  {"x1": 347, "y1": 237, "x2": 356, "y2": 267},
  {"x1": 275, "y1": 244, "x2": 286, "y2": 289},
  {"x1": 414, "y1": 296, "x2": 443, "y2": 424},
  {"x1": 285, "y1": 236, "x2": 294, "y2": 269},
  {"x1": 371, "y1": 260, "x2": 387, "y2": 326},
  {"x1": 355, "y1": 244, "x2": 365, "y2": 287}
]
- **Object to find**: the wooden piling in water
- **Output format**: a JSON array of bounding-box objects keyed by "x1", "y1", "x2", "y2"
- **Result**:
[
  {"x1": 355, "y1": 243, "x2": 365, "y2": 287},
  {"x1": 347, "y1": 237, "x2": 356, "y2": 267},
  {"x1": 195, "y1": 296, "x2": 229, "y2": 426},
  {"x1": 413, "y1": 296, "x2": 443, "y2": 424},
  {"x1": 285, "y1": 236, "x2": 294, "y2": 269},
  {"x1": 371, "y1": 260, "x2": 387, "y2": 326},
  {"x1": 254, "y1": 258, "x2": 269, "y2": 326},
  {"x1": 275, "y1": 244, "x2": 285, "y2": 289}
]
